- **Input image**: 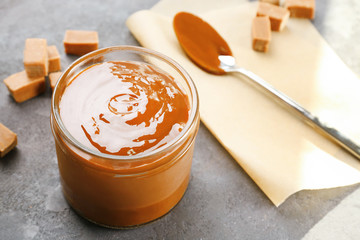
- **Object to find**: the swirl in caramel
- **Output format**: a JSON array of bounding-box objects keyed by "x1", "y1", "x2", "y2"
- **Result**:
[{"x1": 59, "y1": 61, "x2": 190, "y2": 156}]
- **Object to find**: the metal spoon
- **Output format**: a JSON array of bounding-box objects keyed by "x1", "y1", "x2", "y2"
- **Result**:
[
  {"x1": 218, "y1": 55, "x2": 360, "y2": 160},
  {"x1": 173, "y1": 12, "x2": 360, "y2": 160}
]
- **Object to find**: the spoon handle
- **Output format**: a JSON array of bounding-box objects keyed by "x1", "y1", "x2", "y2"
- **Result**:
[{"x1": 231, "y1": 66, "x2": 360, "y2": 160}]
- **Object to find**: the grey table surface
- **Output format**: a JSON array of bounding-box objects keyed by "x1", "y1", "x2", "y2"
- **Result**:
[{"x1": 1, "y1": 0, "x2": 360, "y2": 239}]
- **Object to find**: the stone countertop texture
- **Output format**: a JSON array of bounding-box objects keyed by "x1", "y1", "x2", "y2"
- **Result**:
[{"x1": 1, "y1": 0, "x2": 360, "y2": 239}]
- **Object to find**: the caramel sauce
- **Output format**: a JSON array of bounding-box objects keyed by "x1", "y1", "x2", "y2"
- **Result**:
[
  {"x1": 53, "y1": 56, "x2": 199, "y2": 227},
  {"x1": 59, "y1": 61, "x2": 190, "y2": 156},
  {"x1": 173, "y1": 12, "x2": 232, "y2": 74}
]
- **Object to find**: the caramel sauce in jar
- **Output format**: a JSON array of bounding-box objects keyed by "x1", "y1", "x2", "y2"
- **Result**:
[{"x1": 50, "y1": 46, "x2": 200, "y2": 228}]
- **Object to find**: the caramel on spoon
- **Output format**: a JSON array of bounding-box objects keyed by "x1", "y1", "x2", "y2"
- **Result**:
[
  {"x1": 173, "y1": 11, "x2": 232, "y2": 74},
  {"x1": 173, "y1": 11, "x2": 360, "y2": 160}
]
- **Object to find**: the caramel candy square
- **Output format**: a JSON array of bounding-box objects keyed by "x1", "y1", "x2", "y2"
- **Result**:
[
  {"x1": 257, "y1": 2, "x2": 290, "y2": 31},
  {"x1": 49, "y1": 71, "x2": 62, "y2": 91},
  {"x1": 3, "y1": 71, "x2": 45, "y2": 103},
  {"x1": 252, "y1": 16, "x2": 271, "y2": 52},
  {"x1": 0, "y1": 123, "x2": 17, "y2": 158},
  {"x1": 285, "y1": 0, "x2": 315, "y2": 19},
  {"x1": 63, "y1": 30, "x2": 99, "y2": 56},
  {"x1": 47, "y1": 45, "x2": 61, "y2": 73},
  {"x1": 260, "y1": 0, "x2": 280, "y2": 5},
  {"x1": 24, "y1": 38, "x2": 48, "y2": 78}
]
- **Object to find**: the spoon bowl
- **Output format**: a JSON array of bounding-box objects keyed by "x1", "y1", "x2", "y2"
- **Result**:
[{"x1": 173, "y1": 11, "x2": 232, "y2": 75}]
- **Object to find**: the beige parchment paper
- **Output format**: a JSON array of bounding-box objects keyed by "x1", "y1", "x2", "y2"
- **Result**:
[{"x1": 127, "y1": 0, "x2": 360, "y2": 206}]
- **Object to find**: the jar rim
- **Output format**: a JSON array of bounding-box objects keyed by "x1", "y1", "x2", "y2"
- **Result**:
[{"x1": 51, "y1": 45, "x2": 199, "y2": 161}]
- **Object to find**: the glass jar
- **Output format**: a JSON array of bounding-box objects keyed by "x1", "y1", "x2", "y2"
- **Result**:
[{"x1": 50, "y1": 46, "x2": 200, "y2": 228}]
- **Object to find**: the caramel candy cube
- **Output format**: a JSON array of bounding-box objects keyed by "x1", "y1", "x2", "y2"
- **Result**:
[
  {"x1": 63, "y1": 30, "x2": 99, "y2": 56},
  {"x1": 47, "y1": 45, "x2": 61, "y2": 73},
  {"x1": 285, "y1": 0, "x2": 315, "y2": 19},
  {"x1": 3, "y1": 71, "x2": 45, "y2": 103},
  {"x1": 24, "y1": 38, "x2": 48, "y2": 78},
  {"x1": 0, "y1": 123, "x2": 17, "y2": 158},
  {"x1": 257, "y1": 2, "x2": 290, "y2": 31},
  {"x1": 49, "y1": 71, "x2": 62, "y2": 91},
  {"x1": 260, "y1": 0, "x2": 280, "y2": 5},
  {"x1": 252, "y1": 16, "x2": 271, "y2": 52}
]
